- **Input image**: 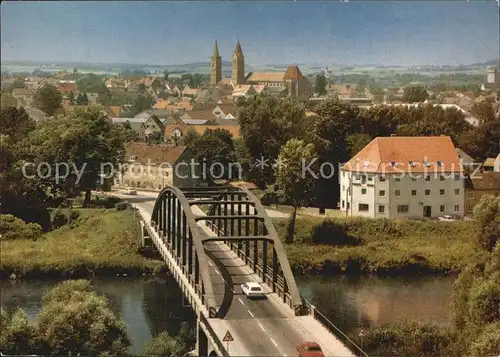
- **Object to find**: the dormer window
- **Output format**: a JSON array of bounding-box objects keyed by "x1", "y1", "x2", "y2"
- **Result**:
[
  {"x1": 391, "y1": 161, "x2": 397, "y2": 167},
  {"x1": 129, "y1": 156, "x2": 137, "y2": 161},
  {"x1": 437, "y1": 160, "x2": 443, "y2": 167},
  {"x1": 423, "y1": 161, "x2": 431, "y2": 167},
  {"x1": 363, "y1": 161, "x2": 369, "y2": 167},
  {"x1": 409, "y1": 161, "x2": 416, "y2": 167}
]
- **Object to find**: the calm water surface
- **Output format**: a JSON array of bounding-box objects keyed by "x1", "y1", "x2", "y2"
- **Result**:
[{"x1": 0, "y1": 274, "x2": 454, "y2": 353}]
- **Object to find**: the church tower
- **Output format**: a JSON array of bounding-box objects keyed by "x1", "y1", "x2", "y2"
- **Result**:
[
  {"x1": 232, "y1": 40, "x2": 245, "y2": 86},
  {"x1": 210, "y1": 39, "x2": 222, "y2": 86}
]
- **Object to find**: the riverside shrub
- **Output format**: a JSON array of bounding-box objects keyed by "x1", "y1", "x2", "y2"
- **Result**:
[{"x1": 0, "y1": 214, "x2": 43, "y2": 240}]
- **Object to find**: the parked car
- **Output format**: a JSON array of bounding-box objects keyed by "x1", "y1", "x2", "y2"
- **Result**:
[
  {"x1": 296, "y1": 341, "x2": 325, "y2": 357},
  {"x1": 438, "y1": 215, "x2": 456, "y2": 222},
  {"x1": 124, "y1": 188, "x2": 137, "y2": 195},
  {"x1": 240, "y1": 282, "x2": 265, "y2": 299}
]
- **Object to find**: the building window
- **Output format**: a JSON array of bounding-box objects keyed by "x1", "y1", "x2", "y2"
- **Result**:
[
  {"x1": 454, "y1": 205, "x2": 460, "y2": 212},
  {"x1": 355, "y1": 174, "x2": 360, "y2": 180},
  {"x1": 361, "y1": 188, "x2": 367, "y2": 194},
  {"x1": 468, "y1": 205, "x2": 474, "y2": 212},
  {"x1": 397, "y1": 205, "x2": 409, "y2": 214},
  {"x1": 440, "y1": 189, "x2": 445, "y2": 195},
  {"x1": 395, "y1": 177, "x2": 401, "y2": 182},
  {"x1": 343, "y1": 172, "x2": 345, "y2": 178},
  {"x1": 131, "y1": 167, "x2": 135, "y2": 173},
  {"x1": 455, "y1": 174, "x2": 460, "y2": 180},
  {"x1": 342, "y1": 200, "x2": 345, "y2": 208},
  {"x1": 379, "y1": 176, "x2": 386, "y2": 182},
  {"x1": 358, "y1": 203, "x2": 369, "y2": 212},
  {"x1": 455, "y1": 189, "x2": 460, "y2": 195},
  {"x1": 378, "y1": 205, "x2": 385, "y2": 213},
  {"x1": 379, "y1": 190, "x2": 386, "y2": 197},
  {"x1": 412, "y1": 190, "x2": 417, "y2": 196},
  {"x1": 440, "y1": 205, "x2": 445, "y2": 212},
  {"x1": 361, "y1": 175, "x2": 367, "y2": 184},
  {"x1": 411, "y1": 177, "x2": 417, "y2": 181},
  {"x1": 425, "y1": 175, "x2": 430, "y2": 181},
  {"x1": 440, "y1": 176, "x2": 445, "y2": 181},
  {"x1": 425, "y1": 189, "x2": 431, "y2": 196},
  {"x1": 395, "y1": 190, "x2": 400, "y2": 196},
  {"x1": 368, "y1": 176, "x2": 373, "y2": 181},
  {"x1": 342, "y1": 185, "x2": 345, "y2": 191}
]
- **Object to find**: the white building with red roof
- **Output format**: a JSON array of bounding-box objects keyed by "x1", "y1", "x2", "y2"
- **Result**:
[{"x1": 339, "y1": 136, "x2": 465, "y2": 219}]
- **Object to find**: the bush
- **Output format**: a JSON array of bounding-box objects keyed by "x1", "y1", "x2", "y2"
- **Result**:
[
  {"x1": 115, "y1": 202, "x2": 128, "y2": 211},
  {"x1": 68, "y1": 209, "x2": 80, "y2": 223},
  {"x1": 311, "y1": 220, "x2": 360, "y2": 246},
  {"x1": 51, "y1": 209, "x2": 68, "y2": 229},
  {"x1": 142, "y1": 331, "x2": 189, "y2": 356},
  {"x1": 0, "y1": 309, "x2": 46, "y2": 355},
  {"x1": 361, "y1": 320, "x2": 454, "y2": 357},
  {"x1": 0, "y1": 214, "x2": 43, "y2": 240},
  {"x1": 37, "y1": 280, "x2": 130, "y2": 355}
]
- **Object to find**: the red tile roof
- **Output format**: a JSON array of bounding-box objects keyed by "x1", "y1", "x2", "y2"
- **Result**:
[
  {"x1": 125, "y1": 143, "x2": 187, "y2": 165},
  {"x1": 343, "y1": 136, "x2": 462, "y2": 174},
  {"x1": 56, "y1": 82, "x2": 78, "y2": 94}
]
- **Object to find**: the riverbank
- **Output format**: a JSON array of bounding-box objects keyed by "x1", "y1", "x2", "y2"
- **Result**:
[
  {"x1": 0, "y1": 208, "x2": 166, "y2": 280},
  {"x1": 275, "y1": 216, "x2": 485, "y2": 275}
]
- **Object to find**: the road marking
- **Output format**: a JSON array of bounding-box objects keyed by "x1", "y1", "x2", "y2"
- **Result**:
[
  {"x1": 238, "y1": 298, "x2": 245, "y2": 306},
  {"x1": 215, "y1": 270, "x2": 220, "y2": 275},
  {"x1": 248, "y1": 310, "x2": 255, "y2": 318},
  {"x1": 208, "y1": 261, "x2": 213, "y2": 267},
  {"x1": 258, "y1": 322, "x2": 265, "y2": 331},
  {"x1": 270, "y1": 338, "x2": 278, "y2": 348}
]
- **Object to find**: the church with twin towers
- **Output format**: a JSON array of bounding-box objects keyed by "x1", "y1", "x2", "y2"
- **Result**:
[{"x1": 209, "y1": 40, "x2": 313, "y2": 100}]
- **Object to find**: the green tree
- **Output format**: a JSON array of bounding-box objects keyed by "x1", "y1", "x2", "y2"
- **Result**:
[
  {"x1": 142, "y1": 331, "x2": 189, "y2": 356},
  {"x1": 189, "y1": 129, "x2": 236, "y2": 184},
  {"x1": 37, "y1": 280, "x2": 130, "y2": 355},
  {"x1": 31, "y1": 106, "x2": 126, "y2": 205},
  {"x1": 315, "y1": 74, "x2": 327, "y2": 95},
  {"x1": 275, "y1": 139, "x2": 318, "y2": 243},
  {"x1": 346, "y1": 133, "x2": 372, "y2": 157},
  {"x1": 0, "y1": 107, "x2": 50, "y2": 228},
  {"x1": 67, "y1": 91, "x2": 75, "y2": 104},
  {"x1": 119, "y1": 121, "x2": 139, "y2": 142},
  {"x1": 76, "y1": 92, "x2": 89, "y2": 105},
  {"x1": 473, "y1": 195, "x2": 500, "y2": 251},
  {"x1": 164, "y1": 70, "x2": 169, "y2": 81},
  {"x1": 9, "y1": 77, "x2": 26, "y2": 92},
  {"x1": 238, "y1": 95, "x2": 308, "y2": 187},
  {"x1": 76, "y1": 73, "x2": 108, "y2": 94},
  {"x1": 33, "y1": 84, "x2": 63, "y2": 116},
  {"x1": 402, "y1": 85, "x2": 429, "y2": 103},
  {"x1": 128, "y1": 94, "x2": 155, "y2": 117},
  {"x1": 181, "y1": 128, "x2": 200, "y2": 147}
]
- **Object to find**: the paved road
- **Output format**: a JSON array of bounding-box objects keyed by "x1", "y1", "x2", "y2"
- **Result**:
[{"x1": 116, "y1": 191, "x2": 356, "y2": 357}]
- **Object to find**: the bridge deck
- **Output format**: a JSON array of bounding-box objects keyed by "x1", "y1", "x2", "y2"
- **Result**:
[{"x1": 120, "y1": 192, "x2": 356, "y2": 357}]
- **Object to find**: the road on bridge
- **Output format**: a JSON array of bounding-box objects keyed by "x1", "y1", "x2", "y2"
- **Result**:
[{"x1": 113, "y1": 190, "x2": 356, "y2": 357}]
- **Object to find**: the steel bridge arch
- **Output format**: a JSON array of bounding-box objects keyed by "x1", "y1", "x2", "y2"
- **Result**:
[
  {"x1": 203, "y1": 187, "x2": 302, "y2": 313},
  {"x1": 150, "y1": 186, "x2": 218, "y2": 316}
]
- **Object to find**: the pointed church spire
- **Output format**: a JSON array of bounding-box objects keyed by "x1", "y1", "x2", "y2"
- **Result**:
[
  {"x1": 233, "y1": 40, "x2": 243, "y2": 56},
  {"x1": 213, "y1": 39, "x2": 220, "y2": 57}
]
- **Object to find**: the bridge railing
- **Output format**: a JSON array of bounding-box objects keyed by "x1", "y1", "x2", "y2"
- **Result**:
[
  {"x1": 302, "y1": 299, "x2": 369, "y2": 357},
  {"x1": 199, "y1": 312, "x2": 230, "y2": 357}
]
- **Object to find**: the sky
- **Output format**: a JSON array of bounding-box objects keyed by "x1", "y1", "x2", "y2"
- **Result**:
[{"x1": 1, "y1": 1, "x2": 499, "y2": 67}]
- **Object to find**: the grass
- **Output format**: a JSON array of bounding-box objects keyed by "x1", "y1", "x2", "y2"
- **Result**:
[
  {"x1": 273, "y1": 216, "x2": 486, "y2": 275},
  {"x1": 0, "y1": 208, "x2": 166, "y2": 279}
]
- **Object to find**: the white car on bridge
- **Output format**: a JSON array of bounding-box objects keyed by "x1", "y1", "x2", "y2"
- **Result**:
[{"x1": 241, "y1": 282, "x2": 265, "y2": 299}]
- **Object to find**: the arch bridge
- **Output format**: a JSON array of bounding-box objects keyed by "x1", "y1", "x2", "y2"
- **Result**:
[{"x1": 136, "y1": 185, "x2": 363, "y2": 357}]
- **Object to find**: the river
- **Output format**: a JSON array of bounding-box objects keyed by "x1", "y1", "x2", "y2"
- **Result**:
[{"x1": 0, "y1": 274, "x2": 454, "y2": 354}]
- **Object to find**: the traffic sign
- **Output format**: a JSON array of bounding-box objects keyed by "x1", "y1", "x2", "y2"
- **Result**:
[{"x1": 222, "y1": 330, "x2": 234, "y2": 342}]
